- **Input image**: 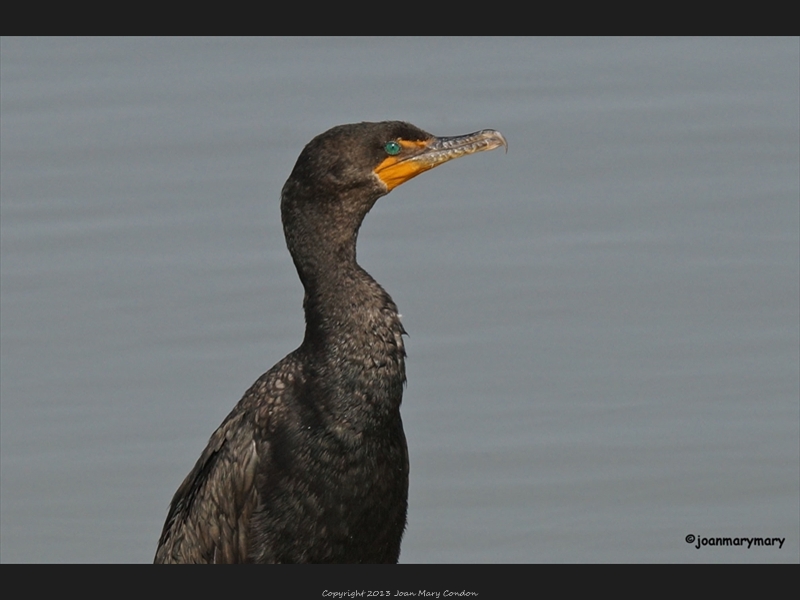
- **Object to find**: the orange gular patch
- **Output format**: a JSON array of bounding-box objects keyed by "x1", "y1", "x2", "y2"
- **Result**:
[{"x1": 374, "y1": 139, "x2": 434, "y2": 191}]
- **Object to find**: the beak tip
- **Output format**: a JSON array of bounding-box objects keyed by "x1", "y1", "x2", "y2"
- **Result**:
[{"x1": 492, "y1": 130, "x2": 508, "y2": 153}]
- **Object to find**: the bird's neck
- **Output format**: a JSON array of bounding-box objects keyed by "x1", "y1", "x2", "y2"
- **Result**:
[
  {"x1": 301, "y1": 258, "x2": 405, "y2": 359},
  {"x1": 281, "y1": 181, "x2": 406, "y2": 418},
  {"x1": 293, "y1": 264, "x2": 407, "y2": 433}
]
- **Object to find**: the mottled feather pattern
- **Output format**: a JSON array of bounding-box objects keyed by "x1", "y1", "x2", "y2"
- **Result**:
[{"x1": 154, "y1": 122, "x2": 503, "y2": 563}]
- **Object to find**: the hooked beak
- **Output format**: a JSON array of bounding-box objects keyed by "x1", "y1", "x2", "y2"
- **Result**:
[{"x1": 374, "y1": 129, "x2": 507, "y2": 191}]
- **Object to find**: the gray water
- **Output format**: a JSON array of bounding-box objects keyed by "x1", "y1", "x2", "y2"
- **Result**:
[{"x1": 1, "y1": 37, "x2": 798, "y2": 563}]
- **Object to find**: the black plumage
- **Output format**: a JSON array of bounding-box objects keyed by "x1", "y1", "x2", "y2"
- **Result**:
[{"x1": 154, "y1": 121, "x2": 506, "y2": 563}]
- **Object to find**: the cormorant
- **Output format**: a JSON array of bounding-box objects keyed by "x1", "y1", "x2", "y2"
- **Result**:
[{"x1": 154, "y1": 121, "x2": 506, "y2": 563}]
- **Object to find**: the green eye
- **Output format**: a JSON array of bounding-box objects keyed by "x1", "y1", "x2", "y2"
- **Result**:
[{"x1": 384, "y1": 141, "x2": 401, "y2": 156}]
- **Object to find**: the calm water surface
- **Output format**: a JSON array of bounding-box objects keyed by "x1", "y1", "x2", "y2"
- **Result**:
[{"x1": 1, "y1": 37, "x2": 798, "y2": 563}]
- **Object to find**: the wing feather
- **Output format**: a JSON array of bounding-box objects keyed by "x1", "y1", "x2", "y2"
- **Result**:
[{"x1": 154, "y1": 411, "x2": 261, "y2": 564}]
